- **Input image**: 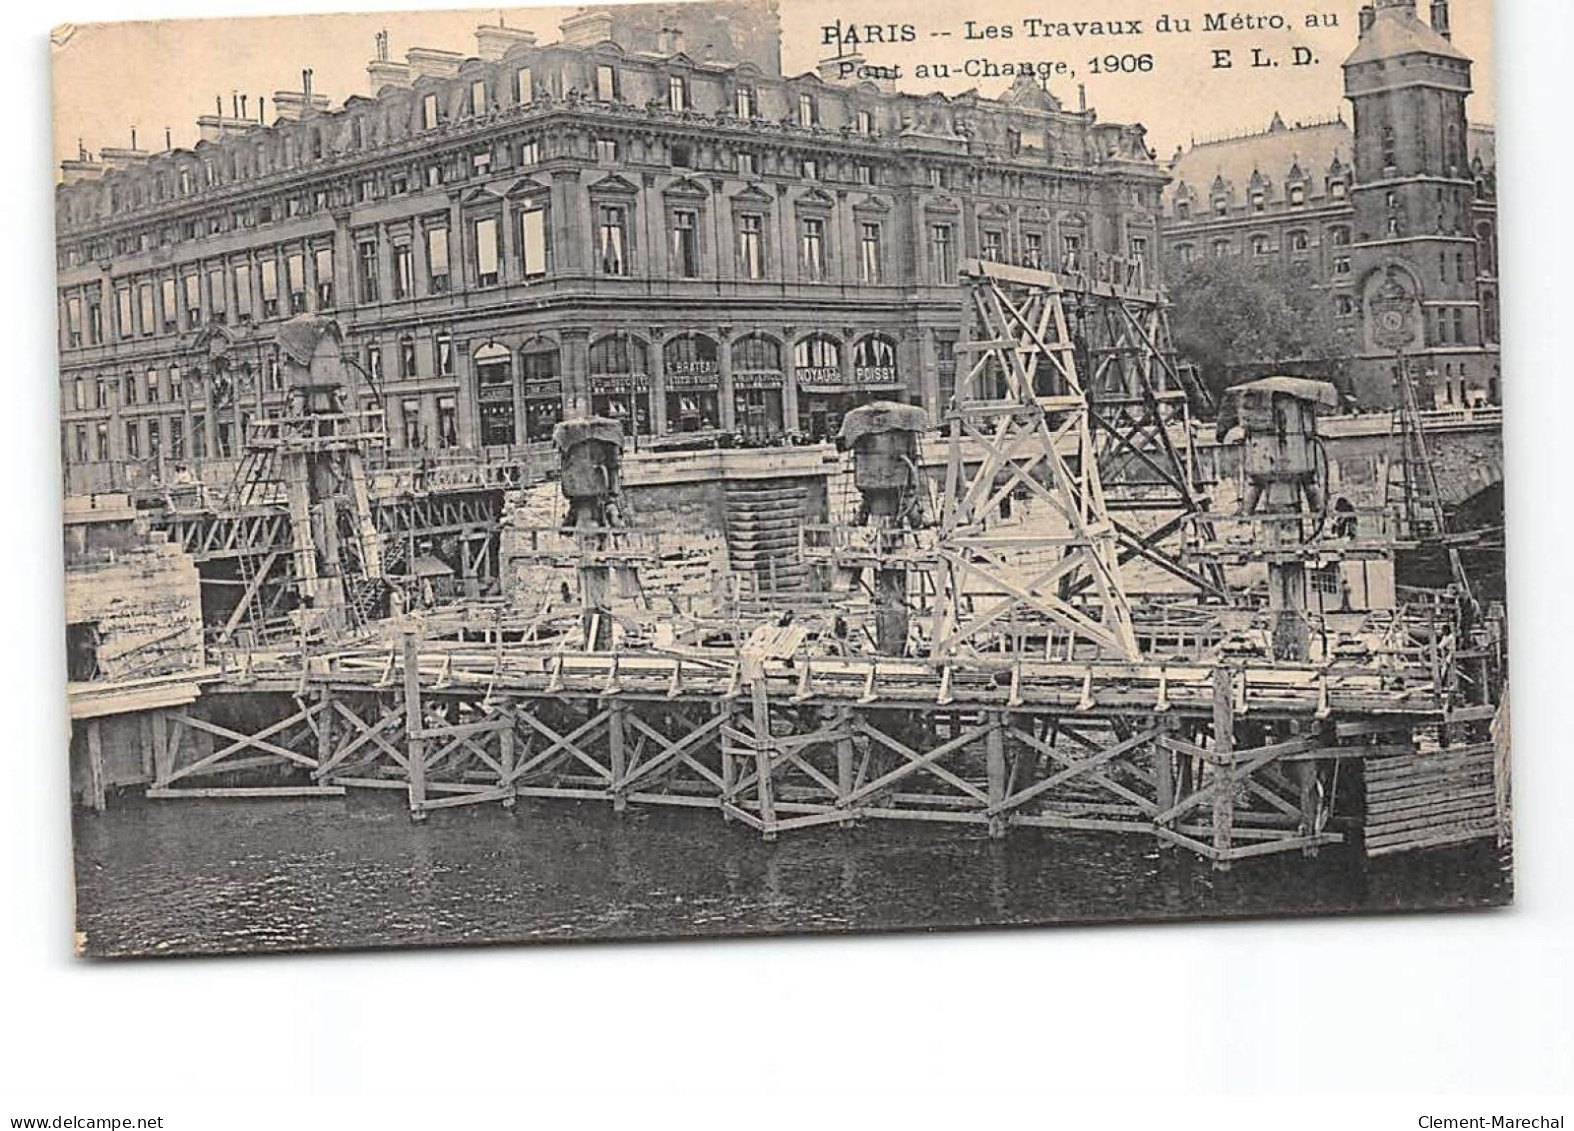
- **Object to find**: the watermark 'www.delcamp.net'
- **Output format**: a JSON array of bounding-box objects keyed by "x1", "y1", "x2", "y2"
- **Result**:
[{"x1": 9, "y1": 1118, "x2": 164, "y2": 1129}]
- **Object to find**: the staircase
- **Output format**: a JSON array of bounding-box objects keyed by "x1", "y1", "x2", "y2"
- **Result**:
[{"x1": 722, "y1": 478, "x2": 811, "y2": 594}]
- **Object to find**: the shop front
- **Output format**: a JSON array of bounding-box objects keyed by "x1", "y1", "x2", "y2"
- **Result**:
[
  {"x1": 474, "y1": 343, "x2": 517, "y2": 447},
  {"x1": 520, "y1": 344, "x2": 562, "y2": 443},
  {"x1": 731, "y1": 334, "x2": 786, "y2": 443},
  {"x1": 663, "y1": 335, "x2": 721, "y2": 435},
  {"x1": 795, "y1": 334, "x2": 905, "y2": 442},
  {"x1": 589, "y1": 335, "x2": 652, "y2": 439}
]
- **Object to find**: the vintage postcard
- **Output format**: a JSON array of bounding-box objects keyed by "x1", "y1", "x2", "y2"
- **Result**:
[{"x1": 53, "y1": 0, "x2": 1508, "y2": 958}]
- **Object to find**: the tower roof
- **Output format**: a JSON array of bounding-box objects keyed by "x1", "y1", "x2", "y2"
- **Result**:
[{"x1": 1345, "y1": 2, "x2": 1469, "y2": 67}]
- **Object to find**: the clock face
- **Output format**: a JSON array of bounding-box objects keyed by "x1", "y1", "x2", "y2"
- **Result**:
[{"x1": 1379, "y1": 310, "x2": 1405, "y2": 333}]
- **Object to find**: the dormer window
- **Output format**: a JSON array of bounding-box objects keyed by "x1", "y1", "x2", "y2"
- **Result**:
[
  {"x1": 856, "y1": 109, "x2": 874, "y2": 135},
  {"x1": 422, "y1": 93, "x2": 439, "y2": 131},
  {"x1": 471, "y1": 80, "x2": 488, "y2": 116},
  {"x1": 798, "y1": 93, "x2": 817, "y2": 126},
  {"x1": 596, "y1": 64, "x2": 618, "y2": 102},
  {"x1": 668, "y1": 75, "x2": 688, "y2": 112},
  {"x1": 1289, "y1": 184, "x2": 1305, "y2": 207},
  {"x1": 1251, "y1": 192, "x2": 1266, "y2": 213},
  {"x1": 515, "y1": 67, "x2": 533, "y2": 103},
  {"x1": 1330, "y1": 179, "x2": 1347, "y2": 200},
  {"x1": 735, "y1": 86, "x2": 758, "y2": 118},
  {"x1": 1175, "y1": 199, "x2": 1190, "y2": 219}
]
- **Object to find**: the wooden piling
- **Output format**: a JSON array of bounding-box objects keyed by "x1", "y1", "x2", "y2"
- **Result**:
[
  {"x1": 835, "y1": 706, "x2": 855, "y2": 827},
  {"x1": 1212, "y1": 666, "x2": 1235, "y2": 870},
  {"x1": 85, "y1": 718, "x2": 106, "y2": 813},
  {"x1": 403, "y1": 631, "x2": 426, "y2": 820},
  {"x1": 751, "y1": 680, "x2": 776, "y2": 840},
  {"x1": 608, "y1": 698, "x2": 627, "y2": 813},
  {"x1": 1153, "y1": 720, "x2": 1175, "y2": 850},
  {"x1": 497, "y1": 697, "x2": 516, "y2": 810},
  {"x1": 986, "y1": 714, "x2": 1007, "y2": 839}
]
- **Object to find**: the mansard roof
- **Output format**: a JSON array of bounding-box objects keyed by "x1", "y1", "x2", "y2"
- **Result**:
[{"x1": 1345, "y1": 4, "x2": 1469, "y2": 67}]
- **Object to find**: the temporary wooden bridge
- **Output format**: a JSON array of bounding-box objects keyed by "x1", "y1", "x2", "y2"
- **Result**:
[{"x1": 73, "y1": 268, "x2": 1510, "y2": 869}]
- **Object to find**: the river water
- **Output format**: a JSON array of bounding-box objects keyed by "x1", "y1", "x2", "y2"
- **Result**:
[{"x1": 71, "y1": 794, "x2": 1512, "y2": 958}]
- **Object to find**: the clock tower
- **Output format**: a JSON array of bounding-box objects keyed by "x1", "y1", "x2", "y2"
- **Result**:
[{"x1": 1343, "y1": 0, "x2": 1492, "y2": 406}]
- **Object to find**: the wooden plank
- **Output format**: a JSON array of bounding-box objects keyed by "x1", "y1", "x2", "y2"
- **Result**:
[{"x1": 148, "y1": 786, "x2": 346, "y2": 799}]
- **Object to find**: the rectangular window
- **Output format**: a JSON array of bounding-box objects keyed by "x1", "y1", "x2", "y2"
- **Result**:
[
  {"x1": 287, "y1": 252, "x2": 306, "y2": 311},
  {"x1": 670, "y1": 210, "x2": 699, "y2": 278},
  {"x1": 738, "y1": 214, "x2": 764, "y2": 280},
  {"x1": 856, "y1": 109, "x2": 874, "y2": 135},
  {"x1": 859, "y1": 222, "x2": 882, "y2": 284},
  {"x1": 137, "y1": 284, "x2": 155, "y2": 337},
  {"x1": 668, "y1": 75, "x2": 687, "y2": 112},
  {"x1": 402, "y1": 398, "x2": 422, "y2": 448},
  {"x1": 122, "y1": 371, "x2": 137, "y2": 406},
  {"x1": 1062, "y1": 233, "x2": 1083, "y2": 270},
  {"x1": 160, "y1": 278, "x2": 177, "y2": 331},
  {"x1": 427, "y1": 227, "x2": 450, "y2": 292},
  {"x1": 234, "y1": 263, "x2": 253, "y2": 320},
  {"x1": 146, "y1": 366, "x2": 159, "y2": 404},
  {"x1": 471, "y1": 79, "x2": 488, "y2": 116},
  {"x1": 981, "y1": 229, "x2": 1003, "y2": 262},
  {"x1": 1023, "y1": 231, "x2": 1043, "y2": 268},
  {"x1": 596, "y1": 64, "x2": 618, "y2": 102},
  {"x1": 475, "y1": 217, "x2": 500, "y2": 286},
  {"x1": 314, "y1": 247, "x2": 334, "y2": 309},
  {"x1": 798, "y1": 93, "x2": 816, "y2": 126},
  {"x1": 117, "y1": 289, "x2": 133, "y2": 339},
  {"x1": 96, "y1": 421, "x2": 111, "y2": 461},
  {"x1": 366, "y1": 342, "x2": 383, "y2": 382},
  {"x1": 670, "y1": 143, "x2": 692, "y2": 169},
  {"x1": 184, "y1": 274, "x2": 201, "y2": 325},
  {"x1": 1334, "y1": 256, "x2": 1351, "y2": 276},
  {"x1": 519, "y1": 139, "x2": 540, "y2": 167},
  {"x1": 72, "y1": 378, "x2": 86, "y2": 411},
  {"x1": 65, "y1": 296, "x2": 82, "y2": 347},
  {"x1": 87, "y1": 300, "x2": 102, "y2": 345},
  {"x1": 190, "y1": 415, "x2": 207, "y2": 459},
  {"x1": 437, "y1": 395, "x2": 458, "y2": 448},
  {"x1": 735, "y1": 86, "x2": 757, "y2": 118},
  {"x1": 737, "y1": 151, "x2": 758, "y2": 178},
  {"x1": 422, "y1": 92, "x2": 439, "y2": 130},
  {"x1": 358, "y1": 242, "x2": 380, "y2": 303},
  {"x1": 392, "y1": 243, "x2": 413, "y2": 299},
  {"x1": 930, "y1": 223, "x2": 955, "y2": 282},
  {"x1": 801, "y1": 157, "x2": 818, "y2": 181},
  {"x1": 435, "y1": 332, "x2": 454, "y2": 378},
  {"x1": 260, "y1": 258, "x2": 279, "y2": 317},
  {"x1": 168, "y1": 416, "x2": 184, "y2": 460},
  {"x1": 856, "y1": 163, "x2": 874, "y2": 186},
  {"x1": 169, "y1": 365, "x2": 183, "y2": 403},
  {"x1": 520, "y1": 207, "x2": 548, "y2": 278},
  {"x1": 515, "y1": 67, "x2": 533, "y2": 103},
  {"x1": 95, "y1": 378, "x2": 108, "y2": 409},
  {"x1": 598, "y1": 205, "x2": 629, "y2": 276},
  {"x1": 400, "y1": 337, "x2": 417, "y2": 378},
  {"x1": 800, "y1": 217, "x2": 826, "y2": 281},
  {"x1": 73, "y1": 424, "x2": 89, "y2": 464},
  {"x1": 596, "y1": 138, "x2": 619, "y2": 163},
  {"x1": 125, "y1": 420, "x2": 140, "y2": 459}
]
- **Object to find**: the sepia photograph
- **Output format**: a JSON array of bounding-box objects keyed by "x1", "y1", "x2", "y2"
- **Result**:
[{"x1": 50, "y1": 0, "x2": 1513, "y2": 961}]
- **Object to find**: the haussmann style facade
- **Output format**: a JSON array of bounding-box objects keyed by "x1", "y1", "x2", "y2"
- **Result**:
[{"x1": 52, "y1": 0, "x2": 1166, "y2": 493}]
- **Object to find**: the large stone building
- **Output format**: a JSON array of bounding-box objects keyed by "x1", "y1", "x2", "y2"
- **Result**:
[
  {"x1": 1161, "y1": 0, "x2": 1499, "y2": 408},
  {"x1": 53, "y1": 0, "x2": 1164, "y2": 493}
]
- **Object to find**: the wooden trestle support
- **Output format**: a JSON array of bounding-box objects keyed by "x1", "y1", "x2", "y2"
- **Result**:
[{"x1": 140, "y1": 639, "x2": 1474, "y2": 868}]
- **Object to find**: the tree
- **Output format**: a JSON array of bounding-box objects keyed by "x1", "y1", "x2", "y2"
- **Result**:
[{"x1": 1167, "y1": 255, "x2": 1354, "y2": 412}]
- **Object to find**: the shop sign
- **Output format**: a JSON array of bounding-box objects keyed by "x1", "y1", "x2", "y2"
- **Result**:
[
  {"x1": 733, "y1": 371, "x2": 784, "y2": 390},
  {"x1": 524, "y1": 380, "x2": 563, "y2": 400},
  {"x1": 854, "y1": 366, "x2": 900, "y2": 386},
  {"x1": 796, "y1": 365, "x2": 844, "y2": 387},
  {"x1": 590, "y1": 374, "x2": 651, "y2": 394}
]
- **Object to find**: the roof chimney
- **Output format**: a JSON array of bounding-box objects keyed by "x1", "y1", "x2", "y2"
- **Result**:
[
  {"x1": 302, "y1": 68, "x2": 313, "y2": 102},
  {"x1": 1430, "y1": 0, "x2": 1452, "y2": 39},
  {"x1": 240, "y1": 94, "x2": 248, "y2": 118},
  {"x1": 129, "y1": 125, "x2": 137, "y2": 149},
  {"x1": 1359, "y1": 5, "x2": 1377, "y2": 33},
  {"x1": 163, "y1": 126, "x2": 171, "y2": 150},
  {"x1": 375, "y1": 29, "x2": 389, "y2": 62}
]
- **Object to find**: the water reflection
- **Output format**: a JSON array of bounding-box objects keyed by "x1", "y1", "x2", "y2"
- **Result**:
[{"x1": 71, "y1": 793, "x2": 1511, "y2": 959}]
